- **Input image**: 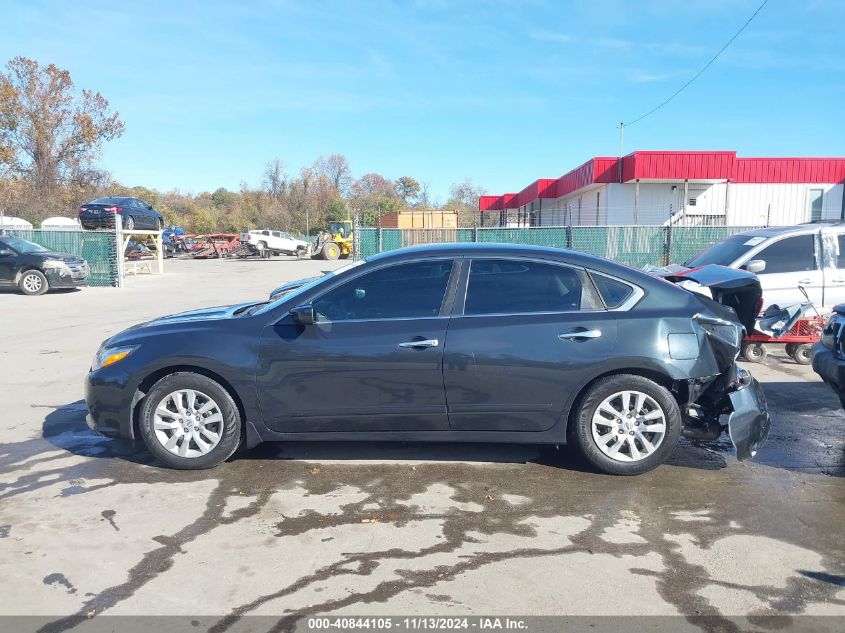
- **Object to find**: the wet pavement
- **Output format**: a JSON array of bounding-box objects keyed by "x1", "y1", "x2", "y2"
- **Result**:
[{"x1": 1, "y1": 258, "x2": 844, "y2": 631}]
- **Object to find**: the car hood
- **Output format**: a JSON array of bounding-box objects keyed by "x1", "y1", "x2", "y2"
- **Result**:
[
  {"x1": 25, "y1": 251, "x2": 84, "y2": 263},
  {"x1": 152, "y1": 302, "x2": 263, "y2": 324},
  {"x1": 269, "y1": 276, "x2": 320, "y2": 299},
  {"x1": 646, "y1": 264, "x2": 762, "y2": 332}
]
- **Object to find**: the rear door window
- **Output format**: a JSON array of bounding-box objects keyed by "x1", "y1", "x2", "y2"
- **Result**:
[
  {"x1": 463, "y1": 259, "x2": 598, "y2": 315},
  {"x1": 836, "y1": 234, "x2": 845, "y2": 268},
  {"x1": 754, "y1": 234, "x2": 816, "y2": 274}
]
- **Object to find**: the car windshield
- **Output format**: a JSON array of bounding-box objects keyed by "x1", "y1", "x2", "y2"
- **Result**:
[
  {"x1": 253, "y1": 259, "x2": 367, "y2": 316},
  {"x1": 685, "y1": 234, "x2": 762, "y2": 267},
  {"x1": 1, "y1": 237, "x2": 48, "y2": 253}
]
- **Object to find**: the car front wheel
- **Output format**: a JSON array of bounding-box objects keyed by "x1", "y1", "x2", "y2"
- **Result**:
[
  {"x1": 138, "y1": 372, "x2": 241, "y2": 469},
  {"x1": 19, "y1": 269, "x2": 49, "y2": 296},
  {"x1": 571, "y1": 374, "x2": 681, "y2": 475}
]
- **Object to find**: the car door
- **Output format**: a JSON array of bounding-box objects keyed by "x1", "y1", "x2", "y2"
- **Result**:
[
  {"x1": 0, "y1": 242, "x2": 18, "y2": 285},
  {"x1": 821, "y1": 227, "x2": 845, "y2": 307},
  {"x1": 442, "y1": 257, "x2": 618, "y2": 432},
  {"x1": 738, "y1": 232, "x2": 823, "y2": 308},
  {"x1": 136, "y1": 200, "x2": 155, "y2": 229},
  {"x1": 271, "y1": 231, "x2": 289, "y2": 251},
  {"x1": 256, "y1": 258, "x2": 457, "y2": 433},
  {"x1": 279, "y1": 232, "x2": 297, "y2": 252}
]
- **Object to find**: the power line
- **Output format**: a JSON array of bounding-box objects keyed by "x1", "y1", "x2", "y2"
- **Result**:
[{"x1": 623, "y1": 0, "x2": 769, "y2": 127}]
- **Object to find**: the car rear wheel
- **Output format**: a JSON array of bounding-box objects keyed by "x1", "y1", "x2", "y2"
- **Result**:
[
  {"x1": 124, "y1": 215, "x2": 135, "y2": 230},
  {"x1": 138, "y1": 372, "x2": 241, "y2": 469},
  {"x1": 572, "y1": 374, "x2": 681, "y2": 475},
  {"x1": 19, "y1": 269, "x2": 49, "y2": 296}
]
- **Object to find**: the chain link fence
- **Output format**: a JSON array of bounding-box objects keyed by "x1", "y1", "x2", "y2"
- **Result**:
[
  {"x1": 356, "y1": 225, "x2": 763, "y2": 268},
  {"x1": 4, "y1": 229, "x2": 121, "y2": 286}
]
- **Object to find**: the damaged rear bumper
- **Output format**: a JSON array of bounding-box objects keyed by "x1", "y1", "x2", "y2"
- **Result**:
[{"x1": 724, "y1": 368, "x2": 770, "y2": 460}]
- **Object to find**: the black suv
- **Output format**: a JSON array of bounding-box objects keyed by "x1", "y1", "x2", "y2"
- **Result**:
[
  {"x1": 0, "y1": 236, "x2": 88, "y2": 295},
  {"x1": 79, "y1": 197, "x2": 164, "y2": 231}
]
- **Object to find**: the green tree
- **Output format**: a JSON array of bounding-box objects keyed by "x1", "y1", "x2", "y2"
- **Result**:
[
  {"x1": 395, "y1": 176, "x2": 421, "y2": 205},
  {"x1": 325, "y1": 196, "x2": 348, "y2": 222}
]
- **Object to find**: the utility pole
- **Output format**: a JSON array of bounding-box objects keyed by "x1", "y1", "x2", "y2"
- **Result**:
[{"x1": 617, "y1": 122, "x2": 624, "y2": 183}]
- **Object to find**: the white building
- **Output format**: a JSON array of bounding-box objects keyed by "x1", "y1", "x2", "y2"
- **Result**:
[{"x1": 479, "y1": 151, "x2": 845, "y2": 227}]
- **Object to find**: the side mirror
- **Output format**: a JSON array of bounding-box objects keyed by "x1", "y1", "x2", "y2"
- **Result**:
[
  {"x1": 290, "y1": 304, "x2": 315, "y2": 325},
  {"x1": 744, "y1": 259, "x2": 766, "y2": 274}
]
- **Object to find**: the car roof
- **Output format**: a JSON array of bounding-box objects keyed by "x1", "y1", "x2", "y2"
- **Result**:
[
  {"x1": 730, "y1": 222, "x2": 845, "y2": 239},
  {"x1": 367, "y1": 242, "x2": 640, "y2": 276}
]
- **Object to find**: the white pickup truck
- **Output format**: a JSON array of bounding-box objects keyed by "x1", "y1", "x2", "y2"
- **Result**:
[
  {"x1": 240, "y1": 230, "x2": 308, "y2": 257},
  {"x1": 685, "y1": 222, "x2": 845, "y2": 310}
]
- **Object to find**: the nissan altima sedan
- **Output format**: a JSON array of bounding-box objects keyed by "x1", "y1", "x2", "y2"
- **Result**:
[{"x1": 85, "y1": 243, "x2": 770, "y2": 475}]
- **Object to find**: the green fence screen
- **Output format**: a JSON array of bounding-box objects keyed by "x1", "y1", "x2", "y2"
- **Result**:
[
  {"x1": 355, "y1": 225, "x2": 763, "y2": 268},
  {"x1": 4, "y1": 229, "x2": 120, "y2": 287}
]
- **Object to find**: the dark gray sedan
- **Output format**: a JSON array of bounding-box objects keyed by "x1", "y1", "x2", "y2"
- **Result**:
[{"x1": 85, "y1": 243, "x2": 769, "y2": 475}]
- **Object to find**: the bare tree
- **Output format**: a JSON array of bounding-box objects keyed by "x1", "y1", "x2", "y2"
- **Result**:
[
  {"x1": 316, "y1": 153, "x2": 352, "y2": 195},
  {"x1": 262, "y1": 158, "x2": 288, "y2": 202}
]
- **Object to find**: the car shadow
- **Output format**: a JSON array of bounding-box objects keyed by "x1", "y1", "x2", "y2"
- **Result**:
[
  {"x1": 36, "y1": 394, "x2": 844, "y2": 478},
  {"x1": 40, "y1": 400, "x2": 151, "y2": 465}
]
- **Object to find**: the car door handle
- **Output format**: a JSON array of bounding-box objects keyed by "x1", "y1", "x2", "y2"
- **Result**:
[
  {"x1": 559, "y1": 329, "x2": 602, "y2": 340},
  {"x1": 831, "y1": 278, "x2": 845, "y2": 284},
  {"x1": 398, "y1": 338, "x2": 439, "y2": 349},
  {"x1": 798, "y1": 279, "x2": 812, "y2": 285}
]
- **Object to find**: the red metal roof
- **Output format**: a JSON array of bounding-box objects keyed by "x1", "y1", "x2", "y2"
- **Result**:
[
  {"x1": 733, "y1": 158, "x2": 845, "y2": 183},
  {"x1": 484, "y1": 151, "x2": 845, "y2": 210}
]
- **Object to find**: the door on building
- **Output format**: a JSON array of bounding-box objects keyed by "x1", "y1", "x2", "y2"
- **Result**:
[{"x1": 809, "y1": 189, "x2": 824, "y2": 222}]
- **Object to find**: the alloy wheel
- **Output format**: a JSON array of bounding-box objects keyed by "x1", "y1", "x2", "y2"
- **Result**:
[
  {"x1": 152, "y1": 389, "x2": 224, "y2": 458},
  {"x1": 591, "y1": 390, "x2": 666, "y2": 462},
  {"x1": 22, "y1": 273, "x2": 43, "y2": 293}
]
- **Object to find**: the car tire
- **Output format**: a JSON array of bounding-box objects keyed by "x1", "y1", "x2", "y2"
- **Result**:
[
  {"x1": 571, "y1": 374, "x2": 681, "y2": 476},
  {"x1": 138, "y1": 372, "x2": 241, "y2": 470},
  {"x1": 19, "y1": 269, "x2": 49, "y2": 296},
  {"x1": 124, "y1": 215, "x2": 135, "y2": 231}
]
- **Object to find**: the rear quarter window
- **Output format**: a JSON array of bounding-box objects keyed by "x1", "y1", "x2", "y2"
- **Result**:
[{"x1": 590, "y1": 273, "x2": 635, "y2": 308}]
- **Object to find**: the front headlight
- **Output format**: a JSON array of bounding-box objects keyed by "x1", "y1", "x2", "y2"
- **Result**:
[
  {"x1": 42, "y1": 259, "x2": 67, "y2": 269},
  {"x1": 91, "y1": 345, "x2": 138, "y2": 371}
]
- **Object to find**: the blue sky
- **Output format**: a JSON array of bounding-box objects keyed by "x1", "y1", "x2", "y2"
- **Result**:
[{"x1": 3, "y1": 0, "x2": 844, "y2": 201}]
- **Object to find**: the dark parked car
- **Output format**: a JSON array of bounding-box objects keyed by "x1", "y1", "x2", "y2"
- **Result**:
[
  {"x1": 79, "y1": 197, "x2": 164, "y2": 231},
  {"x1": 86, "y1": 243, "x2": 769, "y2": 474},
  {"x1": 0, "y1": 236, "x2": 88, "y2": 295},
  {"x1": 811, "y1": 305, "x2": 845, "y2": 407}
]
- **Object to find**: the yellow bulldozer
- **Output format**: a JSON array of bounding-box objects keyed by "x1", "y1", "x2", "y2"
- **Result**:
[{"x1": 311, "y1": 219, "x2": 353, "y2": 260}]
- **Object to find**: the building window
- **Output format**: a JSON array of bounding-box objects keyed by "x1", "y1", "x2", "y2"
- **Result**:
[
  {"x1": 809, "y1": 189, "x2": 824, "y2": 222},
  {"x1": 688, "y1": 197, "x2": 697, "y2": 207}
]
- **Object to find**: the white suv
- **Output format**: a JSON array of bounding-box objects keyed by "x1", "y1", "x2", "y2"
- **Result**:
[
  {"x1": 240, "y1": 230, "x2": 308, "y2": 256},
  {"x1": 686, "y1": 222, "x2": 845, "y2": 310}
]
